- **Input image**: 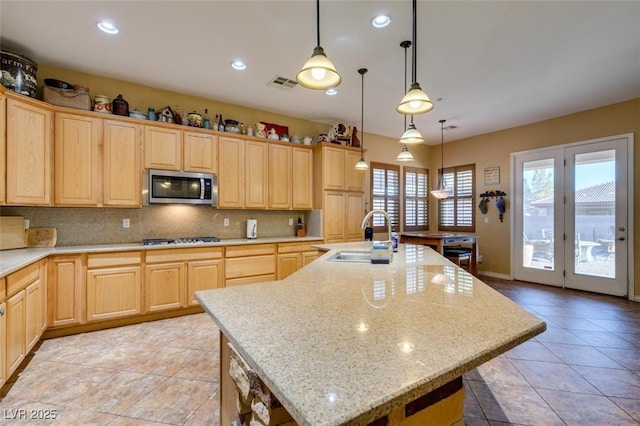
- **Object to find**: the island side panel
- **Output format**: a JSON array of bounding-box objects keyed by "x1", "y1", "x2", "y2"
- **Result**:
[{"x1": 220, "y1": 332, "x2": 237, "y2": 425}]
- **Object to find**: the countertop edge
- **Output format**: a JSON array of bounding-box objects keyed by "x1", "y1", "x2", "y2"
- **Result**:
[{"x1": 0, "y1": 236, "x2": 324, "y2": 278}]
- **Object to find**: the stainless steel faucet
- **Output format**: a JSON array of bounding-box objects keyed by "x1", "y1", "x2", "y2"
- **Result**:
[{"x1": 360, "y1": 209, "x2": 392, "y2": 243}]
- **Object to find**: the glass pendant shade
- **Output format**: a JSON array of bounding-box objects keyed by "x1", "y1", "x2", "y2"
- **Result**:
[
  {"x1": 397, "y1": 82, "x2": 434, "y2": 115},
  {"x1": 296, "y1": 46, "x2": 341, "y2": 89},
  {"x1": 399, "y1": 122, "x2": 424, "y2": 144},
  {"x1": 355, "y1": 157, "x2": 369, "y2": 170},
  {"x1": 396, "y1": 146, "x2": 414, "y2": 162},
  {"x1": 430, "y1": 119, "x2": 452, "y2": 199}
]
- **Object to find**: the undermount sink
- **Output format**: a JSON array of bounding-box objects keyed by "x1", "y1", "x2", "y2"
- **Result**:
[{"x1": 326, "y1": 250, "x2": 372, "y2": 263}]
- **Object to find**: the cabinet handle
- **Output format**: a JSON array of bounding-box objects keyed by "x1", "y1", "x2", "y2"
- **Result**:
[{"x1": 0, "y1": 308, "x2": 4, "y2": 316}]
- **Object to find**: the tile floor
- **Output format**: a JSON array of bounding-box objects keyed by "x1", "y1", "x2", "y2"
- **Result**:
[{"x1": 1, "y1": 278, "x2": 639, "y2": 425}]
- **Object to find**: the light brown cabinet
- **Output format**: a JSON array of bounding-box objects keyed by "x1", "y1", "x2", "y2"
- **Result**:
[
  {"x1": 103, "y1": 119, "x2": 142, "y2": 206},
  {"x1": 5, "y1": 261, "x2": 45, "y2": 379},
  {"x1": 225, "y1": 244, "x2": 276, "y2": 286},
  {"x1": 0, "y1": 300, "x2": 6, "y2": 389},
  {"x1": 184, "y1": 131, "x2": 218, "y2": 174},
  {"x1": 5, "y1": 95, "x2": 53, "y2": 205},
  {"x1": 144, "y1": 125, "x2": 183, "y2": 170},
  {"x1": 292, "y1": 147, "x2": 314, "y2": 209},
  {"x1": 314, "y1": 145, "x2": 365, "y2": 242},
  {"x1": 48, "y1": 255, "x2": 84, "y2": 328},
  {"x1": 269, "y1": 144, "x2": 314, "y2": 210},
  {"x1": 145, "y1": 247, "x2": 224, "y2": 312},
  {"x1": 276, "y1": 242, "x2": 320, "y2": 280},
  {"x1": 218, "y1": 136, "x2": 245, "y2": 208},
  {"x1": 86, "y1": 252, "x2": 142, "y2": 322},
  {"x1": 54, "y1": 112, "x2": 102, "y2": 206},
  {"x1": 245, "y1": 140, "x2": 269, "y2": 209}
]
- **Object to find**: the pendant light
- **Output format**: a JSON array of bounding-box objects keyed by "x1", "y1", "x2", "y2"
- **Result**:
[
  {"x1": 397, "y1": 40, "x2": 415, "y2": 162},
  {"x1": 398, "y1": 40, "x2": 423, "y2": 147},
  {"x1": 355, "y1": 68, "x2": 369, "y2": 171},
  {"x1": 397, "y1": 0, "x2": 434, "y2": 115},
  {"x1": 296, "y1": 0, "x2": 341, "y2": 90},
  {"x1": 430, "y1": 119, "x2": 453, "y2": 199}
]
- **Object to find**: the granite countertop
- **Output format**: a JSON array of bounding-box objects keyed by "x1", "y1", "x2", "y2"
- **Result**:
[
  {"x1": 196, "y1": 242, "x2": 546, "y2": 426},
  {"x1": 0, "y1": 236, "x2": 324, "y2": 278}
]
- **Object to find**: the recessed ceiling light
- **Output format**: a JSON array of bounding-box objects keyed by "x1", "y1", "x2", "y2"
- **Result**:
[
  {"x1": 325, "y1": 88, "x2": 338, "y2": 96},
  {"x1": 231, "y1": 61, "x2": 246, "y2": 71},
  {"x1": 97, "y1": 21, "x2": 119, "y2": 35},
  {"x1": 371, "y1": 15, "x2": 391, "y2": 28}
]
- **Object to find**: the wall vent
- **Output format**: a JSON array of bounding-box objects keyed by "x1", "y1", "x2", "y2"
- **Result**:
[{"x1": 267, "y1": 75, "x2": 298, "y2": 90}]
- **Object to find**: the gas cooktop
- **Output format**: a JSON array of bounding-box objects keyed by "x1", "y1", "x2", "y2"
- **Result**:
[{"x1": 142, "y1": 237, "x2": 221, "y2": 246}]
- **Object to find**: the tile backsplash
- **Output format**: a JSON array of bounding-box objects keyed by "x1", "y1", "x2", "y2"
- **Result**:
[{"x1": 1, "y1": 206, "x2": 317, "y2": 246}]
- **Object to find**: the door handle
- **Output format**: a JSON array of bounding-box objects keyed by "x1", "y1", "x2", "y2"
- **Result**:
[
  {"x1": 618, "y1": 237, "x2": 626, "y2": 241},
  {"x1": 618, "y1": 227, "x2": 626, "y2": 232}
]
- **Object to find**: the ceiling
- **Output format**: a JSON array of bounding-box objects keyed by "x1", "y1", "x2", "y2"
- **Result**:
[{"x1": 2, "y1": 1, "x2": 639, "y2": 145}]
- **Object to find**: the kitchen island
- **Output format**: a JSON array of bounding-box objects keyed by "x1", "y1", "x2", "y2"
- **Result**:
[{"x1": 196, "y1": 242, "x2": 546, "y2": 425}]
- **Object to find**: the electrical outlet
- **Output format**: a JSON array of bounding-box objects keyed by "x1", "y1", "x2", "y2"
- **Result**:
[
  {"x1": 478, "y1": 255, "x2": 484, "y2": 263},
  {"x1": 289, "y1": 218, "x2": 294, "y2": 226},
  {"x1": 122, "y1": 218, "x2": 130, "y2": 228},
  {"x1": 484, "y1": 217, "x2": 489, "y2": 224},
  {"x1": 223, "y1": 218, "x2": 229, "y2": 227}
]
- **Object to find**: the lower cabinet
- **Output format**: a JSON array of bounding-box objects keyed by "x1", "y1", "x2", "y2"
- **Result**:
[
  {"x1": 5, "y1": 261, "x2": 45, "y2": 380},
  {"x1": 48, "y1": 255, "x2": 84, "y2": 328},
  {"x1": 86, "y1": 252, "x2": 142, "y2": 322},
  {"x1": 145, "y1": 247, "x2": 224, "y2": 312},
  {"x1": 0, "y1": 299, "x2": 6, "y2": 389},
  {"x1": 225, "y1": 244, "x2": 276, "y2": 286},
  {"x1": 276, "y1": 242, "x2": 320, "y2": 280}
]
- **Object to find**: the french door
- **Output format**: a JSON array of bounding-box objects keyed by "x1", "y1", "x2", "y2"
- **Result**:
[{"x1": 512, "y1": 134, "x2": 632, "y2": 297}]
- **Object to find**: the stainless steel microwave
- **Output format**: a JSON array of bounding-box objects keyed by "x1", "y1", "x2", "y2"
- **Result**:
[{"x1": 146, "y1": 169, "x2": 217, "y2": 206}]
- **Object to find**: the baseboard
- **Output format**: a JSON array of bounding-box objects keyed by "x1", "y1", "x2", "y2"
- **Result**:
[{"x1": 477, "y1": 270, "x2": 511, "y2": 280}]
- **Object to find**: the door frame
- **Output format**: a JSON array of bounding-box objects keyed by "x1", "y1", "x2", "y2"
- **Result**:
[{"x1": 510, "y1": 133, "x2": 635, "y2": 299}]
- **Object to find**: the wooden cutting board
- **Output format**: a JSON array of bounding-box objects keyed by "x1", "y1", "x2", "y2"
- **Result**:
[
  {"x1": 1, "y1": 216, "x2": 27, "y2": 250},
  {"x1": 27, "y1": 228, "x2": 57, "y2": 248}
]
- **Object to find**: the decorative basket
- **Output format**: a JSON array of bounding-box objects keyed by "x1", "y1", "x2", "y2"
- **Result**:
[{"x1": 43, "y1": 86, "x2": 91, "y2": 110}]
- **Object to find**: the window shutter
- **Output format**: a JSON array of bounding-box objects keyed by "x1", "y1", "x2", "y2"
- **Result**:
[{"x1": 438, "y1": 165, "x2": 475, "y2": 231}]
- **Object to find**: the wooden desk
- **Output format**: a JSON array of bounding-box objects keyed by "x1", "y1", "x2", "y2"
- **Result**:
[{"x1": 400, "y1": 232, "x2": 478, "y2": 275}]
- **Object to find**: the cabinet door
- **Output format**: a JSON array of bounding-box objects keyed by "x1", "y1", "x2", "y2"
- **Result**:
[
  {"x1": 145, "y1": 262, "x2": 185, "y2": 312},
  {"x1": 0, "y1": 301, "x2": 6, "y2": 388},
  {"x1": 218, "y1": 137, "x2": 245, "y2": 208},
  {"x1": 225, "y1": 255, "x2": 276, "y2": 280},
  {"x1": 269, "y1": 144, "x2": 292, "y2": 209},
  {"x1": 345, "y1": 150, "x2": 365, "y2": 192},
  {"x1": 48, "y1": 256, "x2": 84, "y2": 327},
  {"x1": 184, "y1": 131, "x2": 218, "y2": 174},
  {"x1": 292, "y1": 147, "x2": 313, "y2": 209},
  {"x1": 346, "y1": 192, "x2": 365, "y2": 241},
  {"x1": 277, "y1": 253, "x2": 301, "y2": 280},
  {"x1": 302, "y1": 251, "x2": 320, "y2": 266},
  {"x1": 54, "y1": 113, "x2": 101, "y2": 206},
  {"x1": 187, "y1": 260, "x2": 223, "y2": 306},
  {"x1": 104, "y1": 120, "x2": 141, "y2": 206},
  {"x1": 144, "y1": 125, "x2": 182, "y2": 170},
  {"x1": 323, "y1": 147, "x2": 346, "y2": 190},
  {"x1": 25, "y1": 279, "x2": 41, "y2": 352},
  {"x1": 86, "y1": 266, "x2": 142, "y2": 322},
  {"x1": 6, "y1": 98, "x2": 53, "y2": 205},
  {"x1": 245, "y1": 140, "x2": 269, "y2": 208},
  {"x1": 0, "y1": 93, "x2": 6, "y2": 204},
  {"x1": 324, "y1": 191, "x2": 346, "y2": 243},
  {"x1": 6, "y1": 290, "x2": 26, "y2": 378}
]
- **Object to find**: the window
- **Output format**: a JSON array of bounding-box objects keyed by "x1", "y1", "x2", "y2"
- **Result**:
[
  {"x1": 404, "y1": 167, "x2": 429, "y2": 231},
  {"x1": 438, "y1": 164, "x2": 475, "y2": 232},
  {"x1": 370, "y1": 162, "x2": 399, "y2": 232}
]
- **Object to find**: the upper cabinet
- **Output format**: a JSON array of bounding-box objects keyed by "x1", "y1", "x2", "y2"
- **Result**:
[
  {"x1": 144, "y1": 125, "x2": 182, "y2": 171},
  {"x1": 5, "y1": 95, "x2": 53, "y2": 205},
  {"x1": 54, "y1": 112, "x2": 102, "y2": 206},
  {"x1": 103, "y1": 120, "x2": 142, "y2": 206},
  {"x1": 245, "y1": 140, "x2": 269, "y2": 209},
  {"x1": 313, "y1": 145, "x2": 364, "y2": 193},
  {"x1": 183, "y1": 131, "x2": 218, "y2": 174},
  {"x1": 292, "y1": 146, "x2": 313, "y2": 210},
  {"x1": 269, "y1": 144, "x2": 313, "y2": 210},
  {"x1": 217, "y1": 136, "x2": 245, "y2": 208}
]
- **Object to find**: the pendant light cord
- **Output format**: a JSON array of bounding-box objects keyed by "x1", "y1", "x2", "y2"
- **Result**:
[
  {"x1": 411, "y1": 0, "x2": 417, "y2": 84},
  {"x1": 439, "y1": 119, "x2": 446, "y2": 184},
  {"x1": 316, "y1": 0, "x2": 321, "y2": 46},
  {"x1": 403, "y1": 43, "x2": 408, "y2": 129},
  {"x1": 361, "y1": 69, "x2": 365, "y2": 156}
]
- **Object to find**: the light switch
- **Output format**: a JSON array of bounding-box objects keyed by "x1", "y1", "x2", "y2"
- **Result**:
[
  {"x1": 122, "y1": 218, "x2": 130, "y2": 228},
  {"x1": 289, "y1": 218, "x2": 294, "y2": 226},
  {"x1": 224, "y1": 218, "x2": 229, "y2": 226}
]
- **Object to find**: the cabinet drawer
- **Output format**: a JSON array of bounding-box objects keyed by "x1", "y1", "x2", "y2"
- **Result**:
[
  {"x1": 277, "y1": 242, "x2": 319, "y2": 254},
  {"x1": 87, "y1": 251, "x2": 142, "y2": 268},
  {"x1": 7, "y1": 261, "x2": 40, "y2": 298},
  {"x1": 145, "y1": 247, "x2": 223, "y2": 263},
  {"x1": 225, "y1": 244, "x2": 276, "y2": 258},
  {"x1": 225, "y1": 255, "x2": 275, "y2": 279},
  {"x1": 226, "y1": 274, "x2": 276, "y2": 287}
]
